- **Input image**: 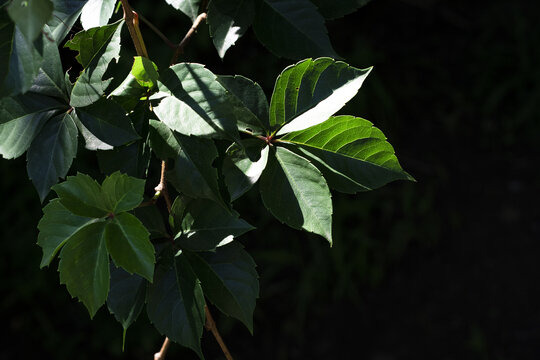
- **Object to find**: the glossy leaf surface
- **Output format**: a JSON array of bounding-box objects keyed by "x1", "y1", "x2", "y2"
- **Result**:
[{"x1": 80, "y1": 0, "x2": 117, "y2": 30}]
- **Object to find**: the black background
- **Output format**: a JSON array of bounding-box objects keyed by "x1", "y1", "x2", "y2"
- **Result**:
[{"x1": 1, "y1": 0, "x2": 539, "y2": 359}]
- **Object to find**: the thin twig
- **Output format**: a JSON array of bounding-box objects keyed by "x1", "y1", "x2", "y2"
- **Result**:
[
  {"x1": 153, "y1": 337, "x2": 171, "y2": 360},
  {"x1": 120, "y1": 0, "x2": 149, "y2": 57},
  {"x1": 154, "y1": 161, "x2": 172, "y2": 213},
  {"x1": 170, "y1": 12, "x2": 207, "y2": 65},
  {"x1": 138, "y1": 12, "x2": 177, "y2": 49},
  {"x1": 205, "y1": 305, "x2": 234, "y2": 360}
]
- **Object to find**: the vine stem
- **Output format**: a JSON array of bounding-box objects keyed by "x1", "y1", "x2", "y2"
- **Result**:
[
  {"x1": 153, "y1": 337, "x2": 171, "y2": 360},
  {"x1": 119, "y1": 0, "x2": 149, "y2": 57},
  {"x1": 205, "y1": 305, "x2": 234, "y2": 360},
  {"x1": 154, "y1": 161, "x2": 172, "y2": 213},
  {"x1": 170, "y1": 12, "x2": 207, "y2": 65}
]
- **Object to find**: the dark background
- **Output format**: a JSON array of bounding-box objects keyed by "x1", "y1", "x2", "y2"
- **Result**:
[{"x1": 2, "y1": 0, "x2": 539, "y2": 359}]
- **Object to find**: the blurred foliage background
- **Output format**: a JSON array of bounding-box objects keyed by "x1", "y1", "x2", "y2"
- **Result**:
[{"x1": 2, "y1": 0, "x2": 539, "y2": 359}]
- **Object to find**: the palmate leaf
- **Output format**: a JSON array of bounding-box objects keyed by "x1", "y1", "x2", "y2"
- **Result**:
[
  {"x1": 0, "y1": 93, "x2": 65, "y2": 159},
  {"x1": 27, "y1": 112, "x2": 78, "y2": 202},
  {"x1": 252, "y1": 0, "x2": 337, "y2": 60},
  {"x1": 149, "y1": 120, "x2": 225, "y2": 206},
  {"x1": 185, "y1": 242, "x2": 259, "y2": 333},
  {"x1": 7, "y1": 0, "x2": 53, "y2": 43},
  {"x1": 39, "y1": 172, "x2": 154, "y2": 316},
  {"x1": 66, "y1": 20, "x2": 123, "y2": 107},
  {"x1": 269, "y1": 57, "x2": 372, "y2": 134},
  {"x1": 260, "y1": 146, "x2": 333, "y2": 243},
  {"x1": 281, "y1": 115, "x2": 414, "y2": 193},
  {"x1": 164, "y1": 0, "x2": 202, "y2": 22},
  {"x1": 151, "y1": 63, "x2": 241, "y2": 140},
  {"x1": 176, "y1": 198, "x2": 254, "y2": 251},
  {"x1": 146, "y1": 248, "x2": 205, "y2": 359},
  {"x1": 80, "y1": 0, "x2": 117, "y2": 30},
  {"x1": 207, "y1": 0, "x2": 255, "y2": 59},
  {"x1": 310, "y1": 0, "x2": 371, "y2": 19}
]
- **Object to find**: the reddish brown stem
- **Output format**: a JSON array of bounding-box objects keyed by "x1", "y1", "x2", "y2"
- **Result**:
[
  {"x1": 120, "y1": 0, "x2": 149, "y2": 57},
  {"x1": 205, "y1": 305, "x2": 234, "y2": 360},
  {"x1": 154, "y1": 161, "x2": 172, "y2": 213},
  {"x1": 170, "y1": 12, "x2": 207, "y2": 65}
]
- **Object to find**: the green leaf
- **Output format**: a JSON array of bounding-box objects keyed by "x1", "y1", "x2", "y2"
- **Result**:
[
  {"x1": 281, "y1": 115, "x2": 414, "y2": 193},
  {"x1": 252, "y1": 0, "x2": 337, "y2": 59},
  {"x1": 146, "y1": 249, "x2": 205, "y2": 359},
  {"x1": 66, "y1": 20, "x2": 123, "y2": 107},
  {"x1": 52, "y1": 173, "x2": 109, "y2": 218},
  {"x1": 164, "y1": 0, "x2": 201, "y2": 22},
  {"x1": 269, "y1": 57, "x2": 372, "y2": 134},
  {"x1": 109, "y1": 73, "x2": 147, "y2": 111},
  {"x1": 74, "y1": 98, "x2": 140, "y2": 146},
  {"x1": 27, "y1": 112, "x2": 78, "y2": 202},
  {"x1": 72, "y1": 112, "x2": 114, "y2": 151},
  {"x1": 151, "y1": 63, "x2": 240, "y2": 140},
  {"x1": 149, "y1": 120, "x2": 225, "y2": 206},
  {"x1": 217, "y1": 75, "x2": 269, "y2": 133},
  {"x1": 169, "y1": 195, "x2": 190, "y2": 234},
  {"x1": 223, "y1": 140, "x2": 269, "y2": 201},
  {"x1": 97, "y1": 139, "x2": 151, "y2": 177},
  {"x1": 0, "y1": 93, "x2": 64, "y2": 159},
  {"x1": 80, "y1": 0, "x2": 117, "y2": 30},
  {"x1": 48, "y1": 0, "x2": 88, "y2": 43},
  {"x1": 185, "y1": 242, "x2": 259, "y2": 333},
  {"x1": 107, "y1": 266, "x2": 147, "y2": 331},
  {"x1": 176, "y1": 199, "x2": 254, "y2": 251},
  {"x1": 106, "y1": 212, "x2": 155, "y2": 281},
  {"x1": 58, "y1": 221, "x2": 110, "y2": 318},
  {"x1": 7, "y1": 0, "x2": 53, "y2": 43},
  {"x1": 131, "y1": 56, "x2": 159, "y2": 89},
  {"x1": 0, "y1": 10, "x2": 15, "y2": 89},
  {"x1": 207, "y1": 0, "x2": 254, "y2": 58},
  {"x1": 37, "y1": 199, "x2": 101, "y2": 268},
  {"x1": 260, "y1": 146, "x2": 332, "y2": 243},
  {"x1": 311, "y1": 0, "x2": 371, "y2": 19},
  {"x1": 29, "y1": 30, "x2": 69, "y2": 101},
  {"x1": 101, "y1": 171, "x2": 145, "y2": 213}
]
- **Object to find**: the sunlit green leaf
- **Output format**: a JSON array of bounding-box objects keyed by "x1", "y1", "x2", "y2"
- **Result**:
[
  {"x1": 80, "y1": 0, "x2": 117, "y2": 30},
  {"x1": 164, "y1": 0, "x2": 201, "y2": 22},
  {"x1": 260, "y1": 146, "x2": 332, "y2": 243},
  {"x1": 208, "y1": 0, "x2": 254, "y2": 58},
  {"x1": 131, "y1": 56, "x2": 159, "y2": 89}
]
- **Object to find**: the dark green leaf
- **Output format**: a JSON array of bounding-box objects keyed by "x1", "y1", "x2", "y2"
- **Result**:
[
  {"x1": 7, "y1": 0, "x2": 53, "y2": 43},
  {"x1": 66, "y1": 20, "x2": 123, "y2": 107},
  {"x1": 0, "y1": 93, "x2": 64, "y2": 159},
  {"x1": 97, "y1": 140, "x2": 151, "y2": 177},
  {"x1": 311, "y1": 0, "x2": 371, "y2": 19},
  {"x1": 149, "y1": 120, "x2": 225, "y2": 206},
  {"x1": 260, "y1": 146, "x2": 332, "y2": 243},
  {"x1": 208, "y1": 0, "x2": 254, "y2": 58},
  {"x1": 269, "y1": 57, "x2": 372, "y2": 134},
  {"x1": 48, "y1": 0, "x2": 88, "y2": 43},
  {"x1": 27, "y1": 112, "x2": 78, "y2": 202},
  {"x1": 58, "y1": 221, "x2": 110, "y2": 318},
  {"x1": 107, "y1": 266, "x2": 147, "y2": 331},
  {"x1": 146, "y1": 249, "x2": 205, "y2": 358},
  {"x1": 252, "y1": 0, "x2": 337, "y2": 59},
  {"x1": 106, "y1": 212, "x2": 155, "y2": 281},
  {"x1": 223, "y1": 140, "x2": 269, "y2": 201},
  {"x1": 131, "y1": 56, "x2": 159, "y2": 89},
  {"x1": 101, "y1": 171, "x2": 145, "y2": 213},
  {"x1": 109, "y1": 73, "x2": 147, "y2": 111},
  {"x1": 0, "y1": 10, "x2": 15, "y2": 88},
  {"x1": 165, "y1": 0, "x2": 201, "y2": 22},
  {"x1": 169, "y1": 195, "x2": 191, "y2": 234},
  {"x1": 281, "y1": 115, "x2": 414, "y2": 193},
  {"x1": 185, "y1": 242, "x2": 259, "y2": 333},
  {"x1": 80, "y1": 0, "x2": 117, "y2": 30},
  {"x1": 52, "y1": 172, "x2": 109, "y2": 218},
  {"x1": 151, "y1": 63, "x2": 240, "y2": 140},
  {"x1": 177, "y1": 199, "x2": 254, "y2": 251},
  {"x1": 37, "y1": 199, "x2": 100, "y2": 267},
  {"x1": 217, "y1": 75, "x2": 269, "y2": 133},
  {"x1": 75, "y1": 98, "x2": 140, "y2": 146},
  {"x1": 72, "y1": 111, "x2": 114, "y2": 150}
]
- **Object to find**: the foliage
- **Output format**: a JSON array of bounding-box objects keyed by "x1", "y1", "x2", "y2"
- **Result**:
[{"x1": 0, "y1": 0, "x2": 413, "y2": 357}]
